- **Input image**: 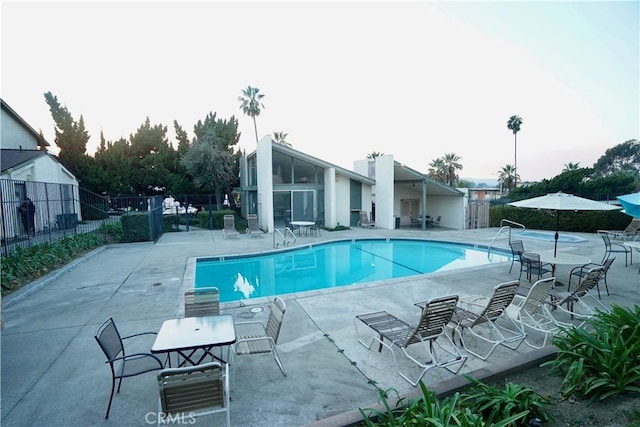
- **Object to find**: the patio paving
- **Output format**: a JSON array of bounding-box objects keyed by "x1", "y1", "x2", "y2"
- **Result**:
[{"x1": 2, "y1": 226, "x2": 639, "y2": 426}]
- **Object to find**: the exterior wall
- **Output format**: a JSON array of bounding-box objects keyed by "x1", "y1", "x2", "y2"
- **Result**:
[
  {"x1": 374, "y1": 155, "x2": 395, "y2": 229},
  {"x1": 256, "y1": 137, "x2": 274, "y2": 232},
  {"x1": 0, "y1": 108, "x2": 39, "y2": 150},
  {"x1": 428, "y1": 195, "x2": 466, "y2": 229},
  {"x1": 324, "y1": 168, "x2": 336, "y2": 228},
  {"x1": 334, "y1": 174, "x2": 352, "y2": 227}
]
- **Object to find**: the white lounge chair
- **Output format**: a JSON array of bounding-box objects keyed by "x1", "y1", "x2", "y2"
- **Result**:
[
  {"x1": 246, "y1": 214, "x2": 263, "y2": 237},
  {"x1": 357, "y1": 211, "x2": 375, "y2": 229},
  {"x1": 355, "y1": 295, "x2": 467, "y2": 386},
  {"x1": 222, "y1": 215, "x2": 239, "y2": 239},
  {"x1": 449, "y1": 281, "x2": 526, "y2": 361}
]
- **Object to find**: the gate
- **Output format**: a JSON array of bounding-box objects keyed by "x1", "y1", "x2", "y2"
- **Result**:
[{"x1": 467, "y1": 200, "x2": 490, "y2": 229}]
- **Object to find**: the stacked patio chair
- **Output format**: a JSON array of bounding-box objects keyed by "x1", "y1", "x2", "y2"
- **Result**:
[
  {"x1": 354, "y1": 295, "x2": 467, "y2": 386},
  {"x1": 448, "y1": 281, "x2": 527, "y2": 361}
]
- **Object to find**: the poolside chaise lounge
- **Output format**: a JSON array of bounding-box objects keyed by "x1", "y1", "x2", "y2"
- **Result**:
[
  {"x1": 246, "y1": 214, "x2": 263, "y2": 237},
  {"x1": 222, "y1": 215, "x2": 240, "y2": 239},
  {"x1": 354, "y1": 294, "x2": 467, "y2": 386},
  {"x1": 602, "y1": 218, "x2": 640, "y2": 241},
  {"x1": 357, "y1": 211, "x2": 375, "y2": 229},
  {"x1": 550, "y1": 266, "x2": 608, "y2": 328},
  {"x1": 505, "y1": 277, "x2": 558, "y2": 349},
  {"x1": 448, "y1": 280, "x2": 526, "y2": 361}
]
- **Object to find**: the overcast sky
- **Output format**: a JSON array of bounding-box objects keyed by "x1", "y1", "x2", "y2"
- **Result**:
[{"x1": 2, "y1": 1, "x2": 638, "y2": 182}]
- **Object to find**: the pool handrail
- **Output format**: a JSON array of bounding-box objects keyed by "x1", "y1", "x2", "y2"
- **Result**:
[
  {"x1": 273, "y1": 227, "x2": 297, "y2": 248},
  {"x1": 487, "y1": 219, "x2": 526, "y2": 257}
]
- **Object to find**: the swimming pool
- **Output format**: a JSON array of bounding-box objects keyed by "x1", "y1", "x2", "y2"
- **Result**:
[
  {"x1": 515, "y1": 230, "x2": 587, "y2": 243},
  {"x1": 194, "y1": 239, "x2": 511, "y2": 302}
]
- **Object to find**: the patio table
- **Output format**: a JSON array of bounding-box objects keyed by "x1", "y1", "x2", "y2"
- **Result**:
[
  {"x1": 151, "y1": 314, "x2": 236, "y2": 367},
  {"x1": 290, "y1": 221, "x2": 315, "y2": 236},
  {"x1": 537, "y1": 249, "x2": 590, "y2": 287}
]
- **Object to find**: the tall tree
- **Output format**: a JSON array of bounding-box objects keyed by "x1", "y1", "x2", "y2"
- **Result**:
[
  {"x1": 181, "y1": 113, "x2": 241, "y2": 208},
  {"x1": 593, "y1": 139, "x2": 640, "y2": 177},
  {"x1": 427, "y1": 158, "x2": 447, "y2": 183},
  {"x1": 273, "y1": 131, "x2": 291, "y2": 147},
  {"x1": 563, "y1": 162, "x2": 581, "y2": 172},
  {"x1": 44, "y1": 92, "x2": 94, "y2": 188},
  {"x1": 238, "y1": 86, "x2": 265, "y2": 143},
  {"x1": 507, "y1": 115, "x2": 523, "y2": 187},
  {"x1": 498, "y1": 164, "x2": 519, "y2": 193},
  {"x1": 442, "y1": 152, "x2": 462, "y2": 186}
]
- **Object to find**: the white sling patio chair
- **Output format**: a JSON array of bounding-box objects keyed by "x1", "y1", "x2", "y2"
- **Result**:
[
  {"x1": 233, "y1": 296, "x2": 287, "y2": 378},
  {"x1": 354, "y1": 295, "x2": 467, "y2": 386},
  {"x1": 449, "y1": 281, "x2": 527, "y2": 361},
  {"x1": 506, "y1": 277, "x2": 559, "y2": 349},
  {"x1": 157, "y1": 362, "x2": 230, "y2": 427}
]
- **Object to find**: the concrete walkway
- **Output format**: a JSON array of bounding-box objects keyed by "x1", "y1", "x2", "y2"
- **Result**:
[{"x1": 2, "y1": 227, "x2": 638, "y2": 426}]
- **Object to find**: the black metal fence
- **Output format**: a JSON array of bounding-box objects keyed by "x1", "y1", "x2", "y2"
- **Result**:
[{"x1": 1, "y1": 180, "x2": 165, "y2": 256}]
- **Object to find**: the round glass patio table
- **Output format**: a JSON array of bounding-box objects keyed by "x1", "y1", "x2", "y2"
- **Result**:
[{"x1": 537, "y1": 249, "x2": 591, "y2": 286}]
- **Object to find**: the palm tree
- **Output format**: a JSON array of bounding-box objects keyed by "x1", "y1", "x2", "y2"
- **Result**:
[
  {"x1": 498, "y1": 164, "x2": 519, "y2": 193},
  {"x1": 238, "y1": 86, "x2": 265, "y2": 143},
  {"x1": 507, "y1": 115, "x2": 523, "y2": 187},
  {"x1": 427, "y1": 158, "x2": 447, "y2": 183},
  {"x1": 442, "y1": 153, "x2": 462, "y2": 186},
  {"x1": 273, "y1": 131, "x2": 291, "y2": 147},
  {"x1": 563, "y1": 162, "x2": 581, "y2": 172},
  {"x1": 366, "y1": 151, "x2": 384, "y2": 159}
]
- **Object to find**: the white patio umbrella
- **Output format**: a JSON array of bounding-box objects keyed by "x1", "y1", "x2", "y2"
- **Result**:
[{"x1": 508, "y1": 191, "x2": 621, "y2": 256}]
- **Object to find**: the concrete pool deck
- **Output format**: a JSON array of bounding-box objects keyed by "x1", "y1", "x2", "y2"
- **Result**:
[{"x1": 2, "y1": 226, "x2": 639, "y2": 426}]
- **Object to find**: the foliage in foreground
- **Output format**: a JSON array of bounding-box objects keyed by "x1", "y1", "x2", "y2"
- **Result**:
[
  {"x1": 359, "y1": 379, "x2": 547, "y2": 426},
  {"x1": 543, "y1": 305, "x2": 640, "y2": 404},
  {"x1": 1, "y1": 233, "x2": 103, "y2": 295}
]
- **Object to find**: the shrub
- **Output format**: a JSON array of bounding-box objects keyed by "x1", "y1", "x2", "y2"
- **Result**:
[
  {"x1": 360, "y1": 381, "x2": 529, "y2": 426},
  {"x1": 1, "y1": 233, "x2": 102, "y2": 295},
  {"x1": 120, "y1": 213, "x2": 152, "y2": 242},
  {"x1": 543, "y1": 305, "x2": 640, "y2": 403},
  {"x1": 99, "y1": 221, "x2": 124, "y2": 242},
  {"x1": 459, "y1": 376, "x2": 553, "y2": 425}
]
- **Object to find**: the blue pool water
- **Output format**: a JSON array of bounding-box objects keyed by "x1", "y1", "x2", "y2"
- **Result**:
[
  {"x1": 195, "y1": 239, "x2": 510, "y2": 302},
  {"x1": 515, "y1": 230, "x2": 587, "y2": 243}
]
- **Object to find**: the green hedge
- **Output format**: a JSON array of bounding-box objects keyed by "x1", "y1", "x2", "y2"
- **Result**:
[
  {"x1": 196, "y1": 210, "x2": 248, "y2": 231},
  {"x1": 490, "y1": 206, "x2": 633, "y2": 232},
  {"x1": 121, "y1": 213, "x2": 152, "y2": 242}
]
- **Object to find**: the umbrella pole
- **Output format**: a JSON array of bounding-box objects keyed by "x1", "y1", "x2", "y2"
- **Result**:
[{"x1": 554, "y1": 211, "x2": 560, "y2": 257}]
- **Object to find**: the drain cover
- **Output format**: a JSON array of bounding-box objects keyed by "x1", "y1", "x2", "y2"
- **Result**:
[{"x1": 250, "y1": 306, "x2": 264, "y2": 313}]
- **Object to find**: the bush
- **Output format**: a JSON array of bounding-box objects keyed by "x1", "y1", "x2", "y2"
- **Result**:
[
  {"x1": 120, "y1": 213, "x2": 152, "y2": 242},
  {"x1": 196, "y1": 210, "x2": 247, "y2": 231},
  {"x1": 1, "y1": 233, "x2": 103, "y2": 295},
  {"x1": 543, "y1": 305, "x2": 640, "y2": 403},
  {"x1": 360, "y1": 380, "x2": 533, "y2": 426},
  {"x1": 490, "y1": 206, "x2": 630, "y2": 232},
  {"x1": 99, "y1": 221, "x2": 124, "y2": 242}
]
